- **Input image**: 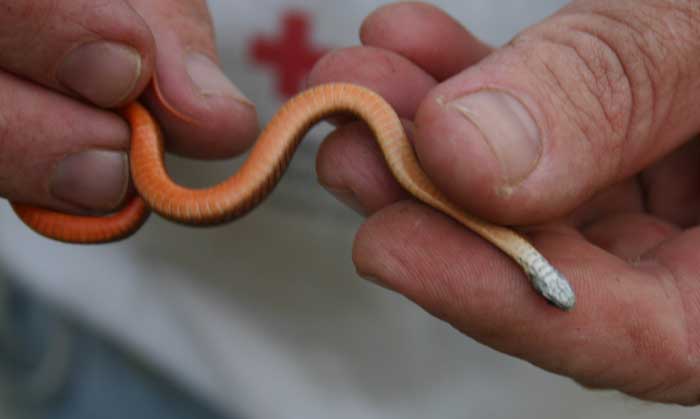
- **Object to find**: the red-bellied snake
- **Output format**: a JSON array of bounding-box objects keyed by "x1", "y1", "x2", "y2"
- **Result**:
[{"x1": 9, "y1": 83, "x2": 575, "y2": 310}]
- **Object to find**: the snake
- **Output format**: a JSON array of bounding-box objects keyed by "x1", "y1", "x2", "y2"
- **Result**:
[{"x1": 9, "y1": 83, "x2": 575, "y2": 310}]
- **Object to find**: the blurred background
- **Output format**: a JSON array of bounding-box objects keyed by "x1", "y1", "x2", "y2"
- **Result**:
[{"x1": 1, "y1": 0, "x2": 698, "y2": 418}]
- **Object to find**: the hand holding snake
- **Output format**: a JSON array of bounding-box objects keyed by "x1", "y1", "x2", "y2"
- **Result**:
[{"x1": 3, "y1": 0, "x2": 700, "y2": 405}]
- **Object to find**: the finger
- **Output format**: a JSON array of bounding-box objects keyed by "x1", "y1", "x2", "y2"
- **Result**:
[
  {"x1": 308, "y1": 46, "x2": 434, "y2": 210},
  {"x1": 414, "y1": 0, "x2": 700, "y2": 225},
  {"x1": 641, "y1": 137, "x2": 700, "y2": 228},
  {"x1": 131, "y1": 0, "x2": 259, "y2": 159},
  {"x1": 0, "y1": 0, "x2": 258, "y2": 159},
  {"x1": 316, "y1": 121, "x2": 412, "y2": 216},
  {"x1": 559, "y1": 145, "x2": 700, "y2": 243},
  {"x1": 354, "y1": 202, "x2": 698, "y2": 403},
  {"x1": 563, "y1": 178, "x2": 643, "y2": 227},
  {"x1": 360, "y1": 2, "x2": 493, "y2": 80},
  {"x1": 309, "y1": 5, "x2": 495, "y2": 214},
  {"x1": 308, "y1": 46, "x2": 437, "y2": 119},
  {"x1": 0, "y1": 71, "x2": 129, "y2": 212},
  {"x1": 567, "y1": 137, "x2": 700, "y2": 231},
  {"x1": 0, "y1": 0, "x2": 154, "y2": 108},
  {"x1": 561, "y1": 135, "x2": 700, "y2": 228},
  {"x1": 582, "y1": 212, "x2": 680, "y2": 260}
]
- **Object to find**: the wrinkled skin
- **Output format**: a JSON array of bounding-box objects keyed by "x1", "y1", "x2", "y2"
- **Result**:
[
  {"x1": 3, "y1": 0, "x2": 700, "y2": 405},
  {"x1": 309, "y1": 1, "x2": 700, "y2": 405},
  {"x1": 0, "y1": 0, "x2": 258, "y2": 212}
]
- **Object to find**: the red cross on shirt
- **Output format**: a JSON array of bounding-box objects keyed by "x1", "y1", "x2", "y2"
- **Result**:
[{"x1": 249, "y1": 11, "x2": 328, "y2": 98}]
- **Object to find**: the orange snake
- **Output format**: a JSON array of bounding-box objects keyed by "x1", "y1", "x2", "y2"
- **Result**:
[{"x1": 9, "y1": 83, "x2": 575, "y2": 310}]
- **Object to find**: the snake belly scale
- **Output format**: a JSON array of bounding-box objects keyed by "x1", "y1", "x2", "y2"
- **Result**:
[{"x1": 10, "y1": 83, "x2": 575, "y2": 310}]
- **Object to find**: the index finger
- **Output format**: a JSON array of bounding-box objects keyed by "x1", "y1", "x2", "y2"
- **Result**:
[{"x1": 353, "y1": 201, "x2": 697, "y2": 403}]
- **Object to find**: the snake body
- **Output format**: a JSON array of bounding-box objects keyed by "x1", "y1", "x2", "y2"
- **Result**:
[{"x1": 10, "y1": 83, "x2": 575, "y2": 310}]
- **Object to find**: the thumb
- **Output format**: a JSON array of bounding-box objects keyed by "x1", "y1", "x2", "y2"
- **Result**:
[{"x1": 414, "y1": 0, "x2": 700, "y2": 224}]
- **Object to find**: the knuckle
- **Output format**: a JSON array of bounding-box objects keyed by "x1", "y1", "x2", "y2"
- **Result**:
[
  {"x1": 650, "y1": 2, "x2": 700, "y2": 92},
  {"x1": 0, "y1": 1, "x2": 55, "y2": 23},
  {"x1": 575, "y1": 3, "x2": 700, "y2": 169},
  {"x1": 659, "y1": 1, "x2": 700, "y2": 47},
  {"x1": 509, "y1": 4, "x2": 694, "y2": 178},
  {"x1": 509, "y1": 28, "x2": 634, "y2": 179},
  {"x1": 0, "y1": 1, "x2": 57, "y2": 44}
]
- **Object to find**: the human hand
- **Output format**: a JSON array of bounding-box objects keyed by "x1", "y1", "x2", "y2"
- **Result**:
[
  {"x1": 309, "y1": 1, "x2": 700, "y2": 404},
  {"x1": 0, "y1": 0, "x2": 257, "y2": 214}
]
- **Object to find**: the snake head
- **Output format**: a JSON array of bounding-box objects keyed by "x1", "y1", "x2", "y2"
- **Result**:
[{"x1": 528, "y1": 267, "x2": 576, "y2": 311}]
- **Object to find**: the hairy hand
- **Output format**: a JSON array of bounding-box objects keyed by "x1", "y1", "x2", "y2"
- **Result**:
[
  {"x1": 309, "y1": 1, "x2": 700, "y2": 404},
  {"x1": 0, "y1": 0, "x2": 257, "y2": 213}
]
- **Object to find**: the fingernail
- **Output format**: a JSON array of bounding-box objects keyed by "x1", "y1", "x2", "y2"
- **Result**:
[
  {"x1": 322, "y1": 185, "x2": 367, "y2": 216},
  {"x1": 449, "y1": 90, "x2": 541, "y2": 185},
  {"x1": 186, "y1": 52, "x2": 252, "y2": 104},
  {"x1": 58, "y1": 42, "x2": 142, "y2": 108},
  {"x1": 50, "y1": 150, "x2": 129, "y2": 211}
]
